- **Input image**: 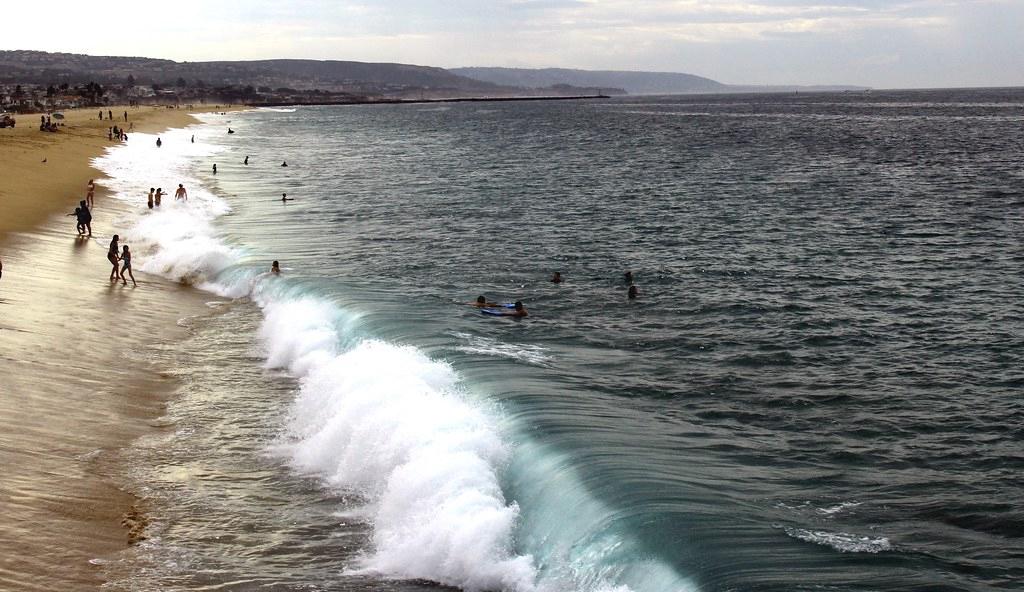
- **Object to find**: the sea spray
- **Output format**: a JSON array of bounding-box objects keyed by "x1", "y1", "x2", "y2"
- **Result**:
[{"x1": 274, "y1": 334, "x2": 538, "y2": 591}]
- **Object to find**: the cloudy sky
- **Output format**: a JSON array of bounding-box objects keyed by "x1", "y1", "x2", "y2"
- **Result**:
[{"x1": 4, "y1": 0, "x2": 1021, "y2": 88}]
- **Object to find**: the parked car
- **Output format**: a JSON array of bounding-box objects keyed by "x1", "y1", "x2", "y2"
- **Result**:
[{"x1": 0, "y1": 113, "x2": 15, "y2": 128}]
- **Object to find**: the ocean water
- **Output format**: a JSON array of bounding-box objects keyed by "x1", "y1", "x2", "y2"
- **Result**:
[{"x1": 94, "y1": 90, "x2": 1023, "y2": 592}]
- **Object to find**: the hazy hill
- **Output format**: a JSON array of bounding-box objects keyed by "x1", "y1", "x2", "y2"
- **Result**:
[
  {"x1": 0, "y1": 51, "x2": 498, "y2": 93},
  {"x1": 452, "y1": 67, "x2": 869, "y2": 95},
  {"x1": 452, "y1": 67, "x2": 728, "y2": 94}
]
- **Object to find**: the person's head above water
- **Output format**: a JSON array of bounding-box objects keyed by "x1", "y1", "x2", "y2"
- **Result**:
[
  {"x1": 551, "y1": 271, "x2": 562, "y2": 283},
  {"x1": 514, "y1": 301, "x2": 524, "y2": 310},
  {"x1": 271, "y1": 260, "x2": 280, "y2": 273},
  {"x1": 477, "y1": 295, "x2": 486, "y2": 304}
]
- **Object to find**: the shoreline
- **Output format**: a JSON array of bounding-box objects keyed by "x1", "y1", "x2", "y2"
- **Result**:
[
  {"x1": 0, "y1": 105, "x2": 240, "y2": 239},
  {"x1": 249, "y1": 94, "x2": 611, "y2": 108},
  {"x1": 0, "y1": 106, "x2": 238, "y2": 590}
]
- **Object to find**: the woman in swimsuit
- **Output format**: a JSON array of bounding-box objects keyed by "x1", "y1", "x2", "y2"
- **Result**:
[
  {"x1": 108, "y1": 235, "x2": 120, "y2": 281},
  {"x1": 86, "y1": 180, "x2": 96, "y2": 209}
]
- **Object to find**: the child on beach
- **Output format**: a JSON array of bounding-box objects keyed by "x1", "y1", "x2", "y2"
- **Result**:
[
  {"x1": 119, "y1": 245, "x2": 137, "y2": 286},
  {"x1": 69, "y1": 207, "x2": 84, "y2": 235}
]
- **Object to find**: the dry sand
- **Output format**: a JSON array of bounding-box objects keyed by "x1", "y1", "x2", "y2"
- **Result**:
[{"x1": 0, "y1": 105, "x2": 240, "y2": 590}]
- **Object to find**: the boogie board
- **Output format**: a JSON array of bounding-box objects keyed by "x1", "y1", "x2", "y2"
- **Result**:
[{"x1": 481, "y1": 308, "x2": 506, "y2": 316}]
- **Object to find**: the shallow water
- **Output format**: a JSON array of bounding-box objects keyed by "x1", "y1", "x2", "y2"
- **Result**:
[{"x1": 97, "y1": 89, "x2": 1022, "y2": 591}]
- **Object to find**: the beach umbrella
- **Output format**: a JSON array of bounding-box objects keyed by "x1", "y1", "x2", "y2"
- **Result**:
[{"x1": 52, "y1": 112, "x2": 65, "y2": 119}]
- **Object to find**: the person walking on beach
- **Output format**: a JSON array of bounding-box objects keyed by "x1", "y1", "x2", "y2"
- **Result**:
[
  {"x1": 99, "y1": 110, "x2": 103, "y2": 120},
  {"x1": 78, "y1": 200, "x2": 92, "y2": 237},
  {"x1": 108, "y1": 235, "x2": 120, "y2": 281},
  {"x1": 86, "y1": 179, "x2": 96, "y2": 209},
  {"x1": 108, "y1": 110, "x2": 113, "y2": 121},
  {"x1": 155, "y1": 187, "x2": 164, "y2": 207},
  {"x1": 119, "y1": 245, "x2": 137, "y2": 287},
  {"x1": 147, "y1": 188, "x2": 154, "y2": 209},
  {"x1": 123, "y1": 111, "x2": 128, "y2": 122},
  {"x1": 174, "y1": 184, "x2": 188, "y2": 201}
]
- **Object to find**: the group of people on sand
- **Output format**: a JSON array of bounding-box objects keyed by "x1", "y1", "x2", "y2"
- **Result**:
[
  {"x1": 39, "y1": 114, "x2": 61, "y2": 132},
  {"x1": 98, "y1": 110, "x2": 128, "y2": 122},
  {"x1": 109, "y1": 126, "x2": 129, "y2": 142}
]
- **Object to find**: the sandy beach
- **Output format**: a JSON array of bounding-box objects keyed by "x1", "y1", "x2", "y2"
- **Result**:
[{"x1": 0, "y1": 105, "x2": 238, "y2": 590}]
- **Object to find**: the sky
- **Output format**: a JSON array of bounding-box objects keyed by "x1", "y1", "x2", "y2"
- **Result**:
[{"x1": 3, "y1": 0, "x2": 1022, "y2": 89}]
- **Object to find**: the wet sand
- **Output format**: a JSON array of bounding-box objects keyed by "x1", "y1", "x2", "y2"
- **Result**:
[{"x1": 0, "y1": 106, "x2": 237, "y2": 590}]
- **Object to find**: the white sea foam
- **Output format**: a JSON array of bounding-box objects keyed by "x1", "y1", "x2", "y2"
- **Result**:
[
  {"x1": 784, "y1": 527, "x2": 893, "y2": 553},
  {"x1": 450, "y1": 331, "x2": 551, "y2": 365}
]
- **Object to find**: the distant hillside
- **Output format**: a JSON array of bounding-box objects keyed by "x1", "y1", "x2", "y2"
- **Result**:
[
  {"x1": 452, "y1": 67, "x2": 728, "y2": 95},
  {"x1": 0, "y1": 51, "x2": 498, "y2": 94},
  {"x1": 452, "y1": 67, "x2": 869, "y2": 95}
]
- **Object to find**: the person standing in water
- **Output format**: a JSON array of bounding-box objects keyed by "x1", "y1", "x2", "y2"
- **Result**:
[
  {"x1": 147, "y1": 188, "x2": 154, "y2": 209},
  {"x1": 271, "y1": 261, "x2": 281, "y2": 274},
  {"x1": 212, "y1": 163, "x2": 217, "y2": 174},
  {"x1": 174, "y1": 184, "x2": 187, "y2": 201},
  {"x1": 78, "y1": 200, "x2": 92, "y2": 237},
  {"x1": 628, "y1": 285, "x2": 638, "y2": 299},
  {"x1": 154, "y1": 188, "x2": 163, "y2": 207},
  {"x1": 156, "y1": 137, "x2": 162, "y2": 148},
  {"x1": 86, "y1": 179, "x2": 96, "y2": 209},
  {"x1": 243, "y1": 155, "x2": 249, "y2": 165},
  {"x1": 107, "y1": 235, "x2": 120, "y2": 281},
  {"x1": 119, "y1": 245, "x2": 137, "y2": 286}
]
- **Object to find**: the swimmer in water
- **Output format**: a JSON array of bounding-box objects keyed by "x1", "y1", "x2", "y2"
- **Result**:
[
  {"x1": 281, "y1": 193, "x2": 293, "y2": 202},
  {"x1": 469, "y1": 295, "x2": 499, "y2": 308},
  {"x1": 504, "y1": 301, "x2": 528, "y2": 317},
  {"x1": 244, "y1": 155, "x2": 249, "y2": 165},
  {"x1": 281, "y1": 161, "x2": 288, "y2": 167},
  {"x1": 551, "y1": 271, "x2": 562, "y2": 283},
  {"x1": 628, "y1": 285, "x2": 638, "y2": 299},
  {"x1": 271, "y1": 260, "x2": 280, "y2": 274}
]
